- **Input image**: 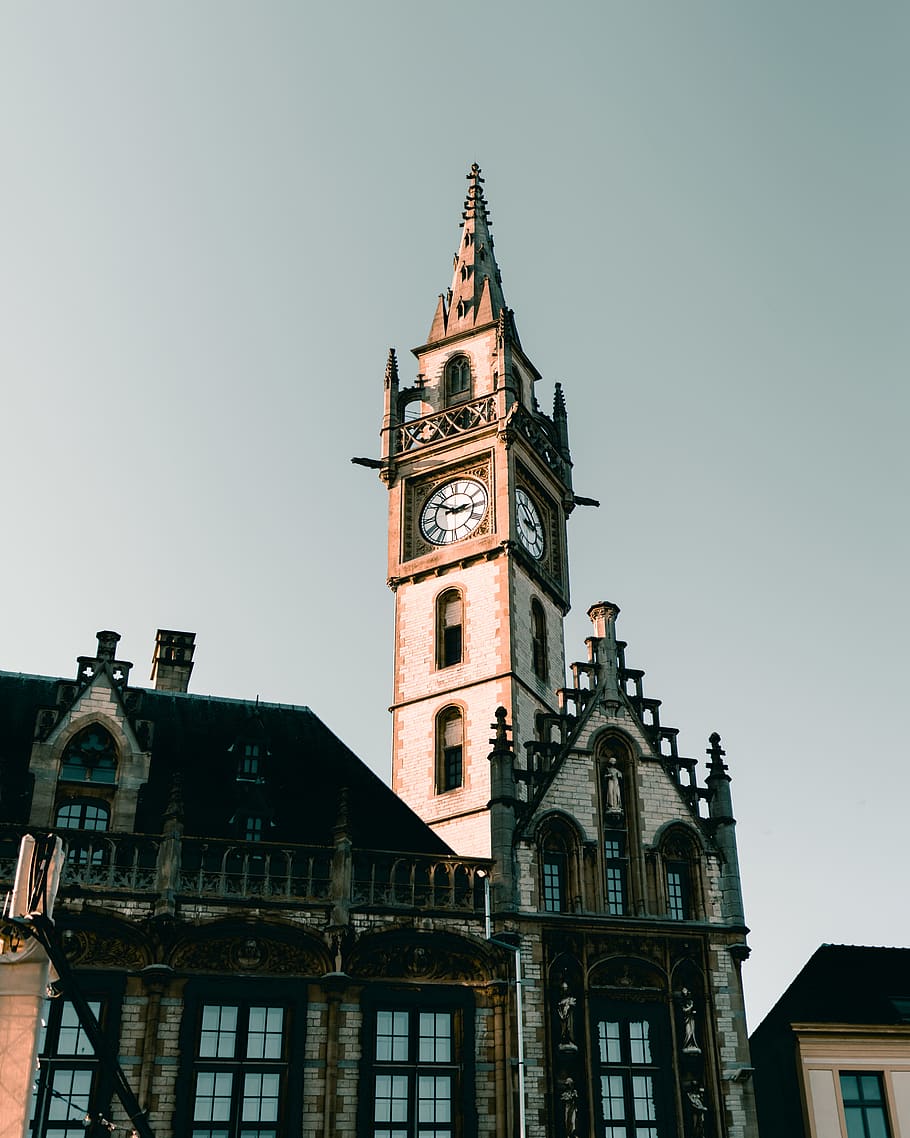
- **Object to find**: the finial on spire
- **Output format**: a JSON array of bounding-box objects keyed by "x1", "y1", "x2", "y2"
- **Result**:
[
  {"x1": 489, "y1": 706, "x2": 513, "y2": 753},
  {"x1": 384, "y1": 348, "x2": 399, "y2": 390}
]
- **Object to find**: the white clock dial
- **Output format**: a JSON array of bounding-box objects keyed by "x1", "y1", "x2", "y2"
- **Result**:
[
  {"x1": 515, "y1": 488, "x2": 545, "y2": 559},
  {"x1": 420, "y1": 478, "x2": 489, "y2": 546}
]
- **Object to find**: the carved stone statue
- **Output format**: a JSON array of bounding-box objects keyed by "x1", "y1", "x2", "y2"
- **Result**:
[
  {"x1": 603, "y1": 757, "x2": 622, "y2": 812},
  {"x1": 680, "y1": 988, "x2": 701, "y2": 1054},
  {"x1": 686, "y1": 1084, "x2": 708, "y2": 1137},
  {"x1": 557, "y1": 981, "x2": 578, "y2": 1051},
  {"x1": 561, "y1": 1077, "x2": 579, "y2": 1137}
]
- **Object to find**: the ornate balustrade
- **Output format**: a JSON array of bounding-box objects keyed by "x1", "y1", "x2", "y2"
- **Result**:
[
  {"x1": 0, "y1": 826, "x2": 490, "y2": 916},
  {"x1": 395, "y1": 395, "x2": 497, "y2": 452}
]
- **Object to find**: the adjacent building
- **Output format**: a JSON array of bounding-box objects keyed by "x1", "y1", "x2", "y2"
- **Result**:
[
  {"x1": 0, "y1": 166, "x2": 758, "y2": 1137},
  {"x1": 751, "y1": 945, "x2": 910, "y2": 1137}
]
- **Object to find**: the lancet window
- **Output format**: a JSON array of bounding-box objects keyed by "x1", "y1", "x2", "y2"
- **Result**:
[{"x1": 436, "y1": 589, "x2": 464, "y2": 669}]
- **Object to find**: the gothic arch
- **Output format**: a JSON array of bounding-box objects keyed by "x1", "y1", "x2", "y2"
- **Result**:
[{"x1": 534, "y1": 811, "x2": 585, "y2": 914}]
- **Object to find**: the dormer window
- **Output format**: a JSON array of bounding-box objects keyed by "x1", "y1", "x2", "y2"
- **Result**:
[
  {"x1": 239, "y1": 743, "x2": 260, "y2": 780},
  {"x1": 60, "y1": 727, "x2": 117, "y2": 785},
  {"x1": 445, "y1": 355, "x2": 472, "y2": 405},
  {"x1": 243, "y1": 815, "x2": 264, "y2": 842}
]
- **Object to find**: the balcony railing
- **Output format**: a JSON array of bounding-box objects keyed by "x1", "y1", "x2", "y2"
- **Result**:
[
  {"x1": 395, "y1": 395, "x2": 497, "y2": 453},
  {"x1": 0, "y1": 826, "x2": 490, "y2": 916}
]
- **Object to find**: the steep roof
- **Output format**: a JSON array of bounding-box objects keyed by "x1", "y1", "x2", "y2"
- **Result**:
[
  {"x1": 0, "y1": 671, "x2": 450, "y2": 855},
  {"x1": 752, "y1": 944, "x2": 910, "y2": 1037}
]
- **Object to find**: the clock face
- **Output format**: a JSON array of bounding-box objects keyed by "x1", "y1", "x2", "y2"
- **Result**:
[
  {"x1": 515, "y1": 488, "x2": 545, "y2": 559},
  {"x1": 420, "y1": 478, "x2": 489, "y2": 546}
]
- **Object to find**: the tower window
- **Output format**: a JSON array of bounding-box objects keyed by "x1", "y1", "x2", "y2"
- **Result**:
[
  {"x1": 540, "y1": 827, "x2": 572, "y2": 913},
  {"x1": 666, "y1": 863, "x2": 688, "y2": 920},
  {"x1": 243, "y1": 815, "x2": 265, "y2": 842},
  {"x1": 436, "y1": 707, "x2": 464, "y2": 793},
  {"x1": 444, "y1": 355, "x2": 472, "y2": 404},
  {"x1": 436, "y1": 589, "x2": 463, "y2": 669},
  {"x1": 60, "y1": 726, "x2": 118, "y2": 784},
  {"x1": 239, "y1": 743, "x2": 261, "y2": 780},
  {"x1": 531, "y1": 600, "x2": 548, "y2": 681},
  {"x1": 604, "y1": 828, "x2": 626, "y2": 916}
]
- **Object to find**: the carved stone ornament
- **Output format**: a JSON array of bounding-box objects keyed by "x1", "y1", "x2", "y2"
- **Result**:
[
  {"x1": 685, "y1": 1082, "x2": 708, "y2": 1138},
  {"x1": 60, "y1": 926, "x2": 149, "y2": 971},
  {"x1": 679, "y1": 988, "x2": 702, "y2": 1055},
  {"x1": 560, "y1": 1077, "x2": 579, "y2": 1138},
  {"x1": 350, "y1": 931, "x2": 492, "y2": 982},
  {"x1": 588, "y1": 956, "x2": 665, "y2": 994},
  {"x1": 170, "y1": 933, "x2": 326, "y2": 977}
]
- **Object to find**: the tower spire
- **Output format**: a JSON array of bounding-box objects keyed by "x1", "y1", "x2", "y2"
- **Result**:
[{"x1": 427, "y1": 163, "x2": 508, "y2": 343}]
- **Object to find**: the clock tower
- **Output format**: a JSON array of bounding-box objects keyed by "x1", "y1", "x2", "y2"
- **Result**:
[{"x1": 380, "y1": 164, "x2": 574, "y2": 856}]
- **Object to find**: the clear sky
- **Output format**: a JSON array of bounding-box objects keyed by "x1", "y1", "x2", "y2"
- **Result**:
[{"x1": 2, "y1": 2, "x2": 907, "y2": 1026}]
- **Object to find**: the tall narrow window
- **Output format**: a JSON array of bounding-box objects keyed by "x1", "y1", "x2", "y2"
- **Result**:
[
  {"x1": 840, "y1": 1073, "x2": 892, "y2": 1138},
  {"x1": 531, "y1": 600, "x2": 548, "y2": 681},
  {"x1": 30, "y1": 997, "x2": 108, "y2": 1136},
  {"x1": 436, "y1": 590, "x2": 464, "y2": 669},
  {"x1": 60, "y1": 726, "x2": 117, "y2": 784},
  {"x1": 368, "y1": 1005, "x2": 461, "y2": 1138},
  {"x1": 188, "y1": 1002, "x2": 289, "y2": 1137},
  {"x1": 444, "y1": 356, "x2": 472, "y2": 404},
  {"x1": 243, "y1": 815, "x2": 264, "y2": 842},
  {"x1": 604, "y1": 826, "x2": 626, "y2": 916},
  {"x1": 541, "y1": 830, "x2": 570, "y2": 913},
  {"x1": 594, "y1": 1002, "x2": 670, "y2": 1137},
  {"x1": 665, "y1": 862, "x2": 689, "y2": 921},
  {"x1": 436, "y1": 708, "x2": 464, "y2": 792},
  {"x1": 240, "y1": 743, "x2": 261, "y2": 780}
]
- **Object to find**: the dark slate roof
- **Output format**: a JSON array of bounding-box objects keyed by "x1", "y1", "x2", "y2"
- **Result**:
[
  {"x1": 752, "y1": 944, "x2": 910, "y2": 1038},
  {"x1": 0, "y1": 672, "x2": 451, "y2": 856}
]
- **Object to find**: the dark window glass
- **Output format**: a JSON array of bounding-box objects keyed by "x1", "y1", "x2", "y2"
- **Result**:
[
  {"x1": 239, "y1": 743, "x2": 260, "y2": 779},
  {"x1": 437, "y1": 591, "x2": 464, "y2": 669},
  {"x1": 531, "y1": 601, "x2": 548, "y2": 681},
  {"x1": 604, "y1": 832, "x2": 626, "y2": 916},
  {"x1": 243, "y1": 816, "x2": 264, "y2": 843},
  {"x1": 190, "y1": 1003, "x2": 288, "y2": 1138},
  {"x1": 55, "y1": 801, "x2": 109, "y2": 832},
  {"x1": 594, "y1": 1004, "x2": 669, "y2": 1138},
  {"x1": 370, "y1": 1007, "x2": 458, "y2": 1137},
  {"x1": 542, "y1": 850, "x2": 566, "y2": 913},
  {"x1": 60, "y1": 727, "x2": 117, "y2": 784},
  {"x1": 666, "y1": 863, "x2": 688, "y2": 921},
  {"x1": 437, "y1": 709, "x2": 464, "y2": 793},
  {"x1": 840, "y1": 1072, "x2": 892, "y2": 1138},
  {"x1": 445, "y1": 356, "x2": 472, "y2": 404}
]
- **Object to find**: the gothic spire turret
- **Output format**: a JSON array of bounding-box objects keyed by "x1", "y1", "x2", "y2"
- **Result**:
[{"x1": 427, "y1": 164, "x2": 508, "y2": 344}]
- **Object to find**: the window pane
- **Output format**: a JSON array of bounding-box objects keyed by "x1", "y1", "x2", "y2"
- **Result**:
[
  {"x1": 247, "y1": 1006, "x2": 284, "y2": 1059},
  {"x1": 844, "y1": 1107, "x2": 866, "y2": 1138},
  {"x1": 632, "y1": 1074, "x2": 657, "y2": 1120},
  {"x1": 598, "y1": 1021, "x2": 622, "y2": 1064},
  {"x1": 418, "y1": 1074, "x2": 452, "y2": 1122},
  {"x1": 194, "y1": 1071, "x2": 234, "y2": 1121},
  {"x1": 629, "y1": 1021, "x2": 652, "y2": 1064},
  {"x1": 601, "y1": 1074, "x2": 626, "y2": 1121},
  {"x1": 419, "y1": 1012, "x2": 452, "y2": 1062},
  {"x1": 543, "y1": 857, "x2": 564, "y2": 912},
  {"x1": 860, "y1": 1075, "x2": 885, "y2": 1102},
  {"x1": 56, "y1": 1001, "x2": 100, "y2": 1055},
  {"x1": 376, "y1": 1010, "x2": 410, "y2": 1062},
  {"x1": 867, "y1": 1111, "x2": 890, "y2": 1138},
  {"x1": 840, "y1": 1075, "x2": 859, "y2": 1099},
  {"x1": 242, "y1": 1071, "x2": 281, "y2": 1122},
  {"x1": 200, "y1": 1005, "x2": 238, "y2": 1058},
  {"x1": 667, "y1": 869, "x2": 685, "y2": 920},
  {"x1": 48, "y1": 1069, "x2": 93, "y2": 1118}
]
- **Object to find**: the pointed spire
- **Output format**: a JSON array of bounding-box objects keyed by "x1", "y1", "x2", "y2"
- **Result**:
[{"x1": 427, "y1": 163, "x2": 508, "y2": 343}]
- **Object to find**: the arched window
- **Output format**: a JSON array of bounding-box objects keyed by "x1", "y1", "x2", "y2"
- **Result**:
[
  {"x1": 55, "y1": 800, "x2": 110, "y2": 832},
  {"x1": 660, "y1": 829, "x2": 700, "y2": 921},
  {"x1": 531, "y1": 599, "x2": 548, "y2": 681},
  {"x1": 60, "y1": 726, "x2": 117, "y2": 784},
  {"x1": 539, "y1": 819, "x2": 579, "y2": 914},
  {"x1": 436, "y1": 589, "x2": 463, "y2": 669},
  {"x1": 436, "y1": 707, "x2": 464, "y2": 793},
  {"x1": 444, "y1": 355, "x2": 472, "y2": 404}
]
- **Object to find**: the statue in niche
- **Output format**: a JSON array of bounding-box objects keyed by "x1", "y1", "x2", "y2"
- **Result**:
[
  {"x1": 603, "y1": 757, "x2": 623, "y2": 813},
  {"x1": 561, "y1": 1077, "x2": 579, "y2": 1137},
  {"x1": 556, "y1": 981, "x2": 578, "y2": 1051},
  {"x1": 680, "y1": 988, "x2": 701, "y2": 1054},
  {"x1": 686, "y1": 1084, "x2": 708, "y2": 1137}
]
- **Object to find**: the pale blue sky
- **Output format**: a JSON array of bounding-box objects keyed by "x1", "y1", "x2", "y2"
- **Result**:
[{"x1": 1, "y1": 2, "x2": 907, "y2": 1024}]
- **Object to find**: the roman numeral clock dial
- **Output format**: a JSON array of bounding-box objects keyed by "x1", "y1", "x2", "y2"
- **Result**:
[
  {"x1": 419, "y1": 478, "x2": 489, "y2": 546},
  {"x1": 515, "y1": 487, "x2": 545, "y2": 560}
]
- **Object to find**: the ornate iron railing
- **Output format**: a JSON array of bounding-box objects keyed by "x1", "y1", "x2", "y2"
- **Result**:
[
  {"x1": 395, "y1": 395, "x2": 497, "y2": 452},
  {"x1": 352, "y1": 850, "x2": 486, "y2": 911}
]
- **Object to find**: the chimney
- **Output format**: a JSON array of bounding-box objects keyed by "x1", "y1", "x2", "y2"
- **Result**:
[{"x1": 151, "y1": 630, "x2": 196, "y2": 693}]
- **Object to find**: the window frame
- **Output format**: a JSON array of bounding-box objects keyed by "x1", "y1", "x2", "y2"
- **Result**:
[
  {"x1": 592, "y1": 998, "x2": 673, "y2": 1138},
  {"x1": 436, "y1": 706, "x2": 465, "y2": 794},
  {"x1": 444, "y1": 356, "x2": 472, "y2": 405},
  {"x1": 29, "y1": 974, "x2": 123, "y2": 1138},
  {"x1": 531, "y1": 599, "x2": 548, "y2": 681},
  {"x1": 175, "y1": 980, "x2": 305, "y2": 1138},
  {"x1": 436, "y1": 589, "x2": 464, "y2": 670},
  {"x1": 359, "y1": 989, "x2": 476, "y2": 1138},
  {"x1": 839, "y1": 1071, "x2": 893, "y2": 1138},
  {"x1": 59, "y1": 725, "x2": 118, "y2": 785}
]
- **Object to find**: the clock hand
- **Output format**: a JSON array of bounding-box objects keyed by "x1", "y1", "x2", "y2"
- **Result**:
[{"x1": 444, "y1": 502, "x2": 471, "y2": 514}]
